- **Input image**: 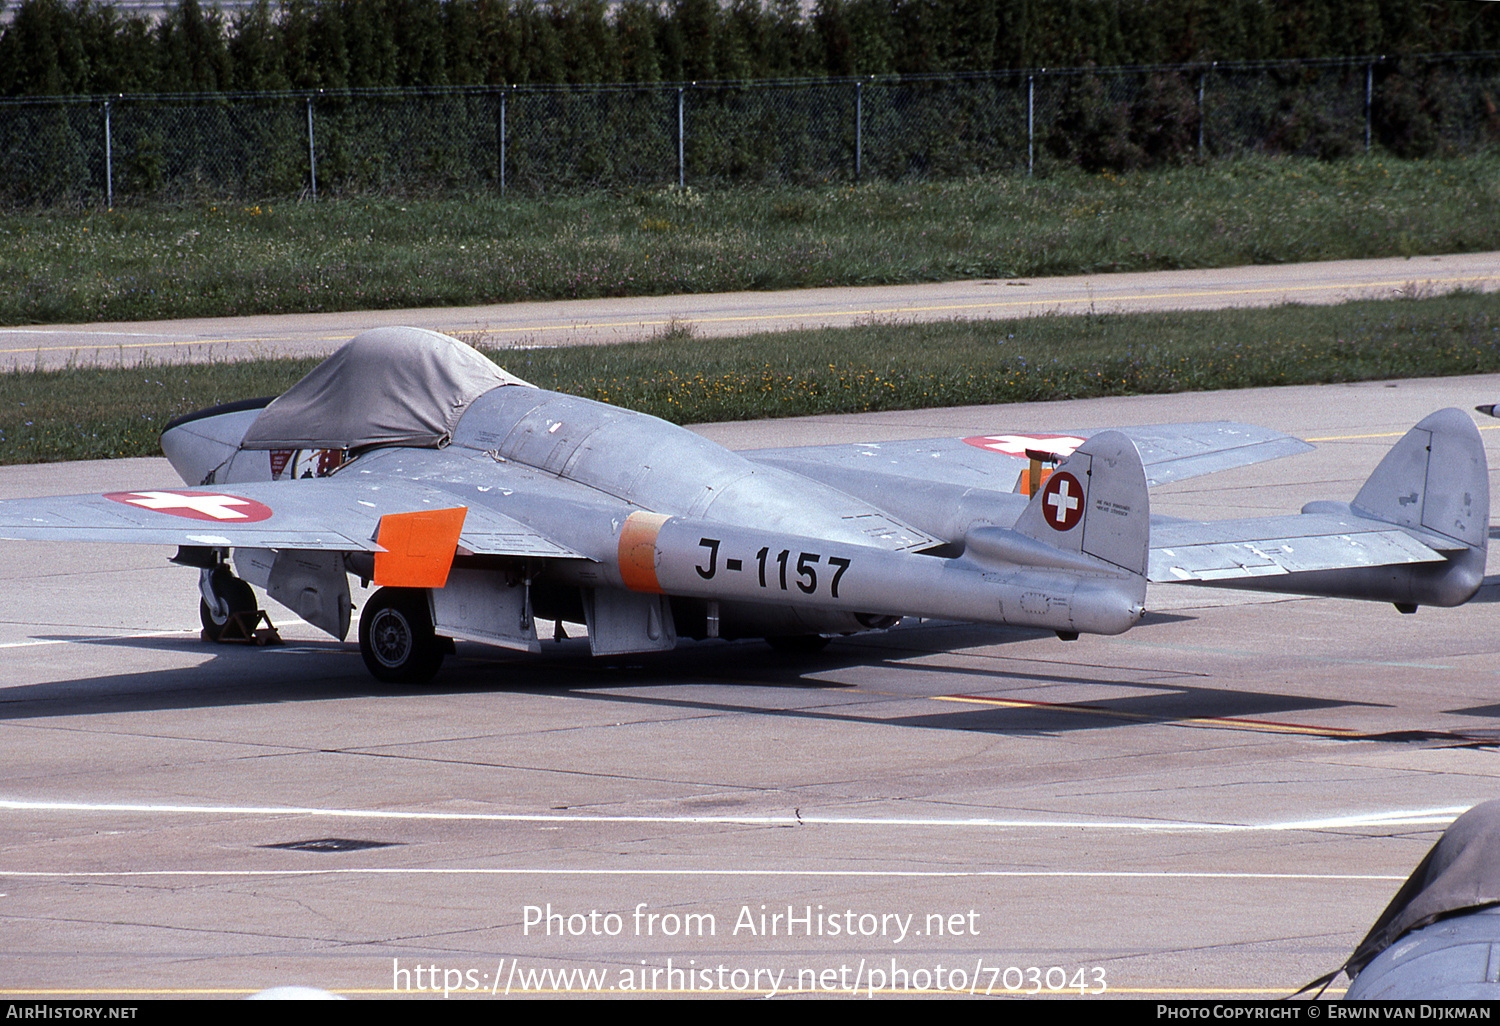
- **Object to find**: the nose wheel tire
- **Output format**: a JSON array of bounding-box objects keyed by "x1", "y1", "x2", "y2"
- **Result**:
[
  {"x1": 359, "y1": 587, "x2": 444, "y2": 683},
  {"x1": 199, "y1": 567, "x2": 258, "y2": 643}
]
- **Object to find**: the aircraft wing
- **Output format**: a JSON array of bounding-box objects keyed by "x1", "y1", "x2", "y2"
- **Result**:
[
  {"x1": 0, "y1": 478, "x2": 584, "y2": 559},
  {"x1": 1148, "y1": 513, "x2": 1450, "y2": 583},
  {"x1": 745, "y1": 421, "x2": 1312, "y2": 489}
]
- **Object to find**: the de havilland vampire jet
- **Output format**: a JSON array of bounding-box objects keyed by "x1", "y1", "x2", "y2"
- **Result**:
[{"x1": 0, "y1": 328, "x2": 1487, "y2": 683}]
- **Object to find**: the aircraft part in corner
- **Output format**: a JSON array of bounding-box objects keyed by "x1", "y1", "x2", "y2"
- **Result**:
[
  {"x1": 618, "y1": 510, "x2": 671, "y2": 594},
  {"x1": 373, "y1": 506, "x2": 468, "y2": 589}
]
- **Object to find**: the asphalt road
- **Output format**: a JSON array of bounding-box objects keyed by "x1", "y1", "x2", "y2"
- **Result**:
[
  {"x1": 1, "y1": 251, "x2": 1497, "y2": 371},
  {"x1": 3, "y1": 371, "x2": 1500, "y2": 999}
]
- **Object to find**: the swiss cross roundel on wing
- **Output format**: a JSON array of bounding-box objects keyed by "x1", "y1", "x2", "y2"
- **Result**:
[
  {"x1": 963, "y1": 433, "x2": 1085, "y2": 457},
  {"x1": 1039, "y1": 472, "x2": 1085, "y2": 532},
  {"x1": 105, "y1": 490, "x2": 273, "y2": 522}
]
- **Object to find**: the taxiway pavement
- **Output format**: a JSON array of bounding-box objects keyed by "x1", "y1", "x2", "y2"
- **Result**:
[
  {"x1": 1, "y1": 250, "x2": 1497, "y2": 371},
  {"x1": 3, "y1": 374, "x2": 1499, "y2": 999}
]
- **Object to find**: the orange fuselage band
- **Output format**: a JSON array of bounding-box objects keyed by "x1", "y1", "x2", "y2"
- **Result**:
[{"x1": 618, "y1": 510, "x2": 671, "y2": 593}]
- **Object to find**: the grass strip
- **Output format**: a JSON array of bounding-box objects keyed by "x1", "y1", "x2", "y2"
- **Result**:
[
  {"x1": 3, "y1": 155, "x2": 1498, "y2": 326},
  {"x1": 2, "y1": 291, "x2": 1497, "y2": 465}
]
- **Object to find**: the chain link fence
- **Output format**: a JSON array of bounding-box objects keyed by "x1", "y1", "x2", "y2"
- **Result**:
[{"x1": 3, "y1": 53, "x2": 1498, "y2": 206}]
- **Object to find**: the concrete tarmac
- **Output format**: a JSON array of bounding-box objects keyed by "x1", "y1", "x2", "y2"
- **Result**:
[
  {"x1": 3, "y1": 372, "x2": 1500, "y2": 999},
  {"x1": 1, "y1": 250, "x2": 1497, "y2": 371}
]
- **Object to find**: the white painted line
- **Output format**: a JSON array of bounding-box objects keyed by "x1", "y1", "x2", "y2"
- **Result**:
[
  {"x1": 0, "y1": 798, "x2": 1470, "y2": 833},
  {"x1": 1268, "y1": 809, "x2": 1471, "y2": 830},
  {"x1": 0, "y1": 630, "x2": 200, "y2": 650},
  {"x1": 0, "y1": 868, "x2": 1406, "y2": 881}
]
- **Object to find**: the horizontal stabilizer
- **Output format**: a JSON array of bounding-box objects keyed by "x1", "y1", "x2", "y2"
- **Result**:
[{"x1": 1150, "y1": 515, "x2": 1443, "y2": 583}]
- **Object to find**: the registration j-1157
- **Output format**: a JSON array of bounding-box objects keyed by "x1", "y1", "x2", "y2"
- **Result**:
[{"x1": 695, "y1": 538, "x2": 853, "y2": 598}]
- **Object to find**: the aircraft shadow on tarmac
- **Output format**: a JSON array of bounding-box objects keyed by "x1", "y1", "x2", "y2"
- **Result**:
[
  {"x1": 0, "y1": 620, "x2": 1408, "y2": 741},
  {"x1": 1447, "y1": 701, "x2": 1500, "y2": 720}
]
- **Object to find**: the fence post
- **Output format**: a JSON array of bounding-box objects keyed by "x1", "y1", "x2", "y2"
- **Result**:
[
  {"x1": 306, "y1": 95, "x2": 318, "y2": 200},
  {"x1": 103, "y1": 100, "x2": 113, "y2": 209},
  {"x1": 499, "y1": 88, "x2": 507, "y2": 195},
  {"x1": 1027, "y1": 74, "x2": 1034, "y2": 176},
  {"x1": 1365, "y1": 60, "x2": 1374, "y2": 152},
  {"x1": 677, "y1": 86, "x2": 686, "y2": 188},
  {"x1": 1197, "y1": 65, "x2": 1208, "y2": 154},
  {"x1": 855, "y1": 80, "x2": 863, "y2": 182}
]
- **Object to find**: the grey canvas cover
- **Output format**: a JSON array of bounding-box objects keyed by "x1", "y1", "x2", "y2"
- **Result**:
[
  {"x1": 241, "y1": 327, "x2": 529, "y2": 452},
  {"x1": 1345, "y1": 800, "x2": 1500, "y2": 976}
]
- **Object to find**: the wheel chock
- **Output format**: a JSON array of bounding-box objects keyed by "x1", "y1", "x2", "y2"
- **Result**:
[{"x1": 216, "y1": 609, "x2": 284, "y2": 646}]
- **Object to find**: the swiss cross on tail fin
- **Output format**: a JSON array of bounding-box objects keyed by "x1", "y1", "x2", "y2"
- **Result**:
[
  {"x1": 1012, "y1": 431, "x2": 1150, "y2": 577},
  {"x1": 1039, "y1": 471, "x2": 1085, "y2": 530}
]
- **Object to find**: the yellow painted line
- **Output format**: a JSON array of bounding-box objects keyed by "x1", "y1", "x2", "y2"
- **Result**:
[
  {"x1": 1305, "y1": 423, "x2": 1500, "y2": 443},
  {"x1": 1306, "y1": 431, "x2": 1408, "y2": 441},
  {"x1": 935, "y1": 693, "x2": 1363, "y2": 739},
  {"x1": 6, "y1": 271, "x2": 1496, "y2": 355},
  {"x1": 468, "y1": 273, "x2": 1500, "y2": 335}
]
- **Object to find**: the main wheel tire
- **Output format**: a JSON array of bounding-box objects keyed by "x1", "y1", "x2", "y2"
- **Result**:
[
  {"x1": 199, "y1": 568, "x2": 257, "y2": 643},
  {"x1": 359, "y1": 587, "x2": 444, "y2": 684}
]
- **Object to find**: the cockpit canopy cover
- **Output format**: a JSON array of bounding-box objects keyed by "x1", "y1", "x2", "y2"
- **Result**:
[
  {"x1": 241, "y1": 326, "x2": 530, "y2": 452},
  {"x1": 1346, "y1": 799, "x2": 1500, "y2": 976}
]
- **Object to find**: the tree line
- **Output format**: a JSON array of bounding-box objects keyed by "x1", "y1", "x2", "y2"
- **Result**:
[{"x1": 2, "y1": 0, "x2": 1496, "y2": 97}]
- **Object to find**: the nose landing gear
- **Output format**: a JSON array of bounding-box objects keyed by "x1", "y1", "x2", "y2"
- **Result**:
[{"x1": 199, "y1": 564, "x2": 280, "y2": 644}]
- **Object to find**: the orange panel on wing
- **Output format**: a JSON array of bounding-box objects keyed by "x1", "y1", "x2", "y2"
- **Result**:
[{"x1": 373, "y1": 507, "x2": 468, "y2": 588}]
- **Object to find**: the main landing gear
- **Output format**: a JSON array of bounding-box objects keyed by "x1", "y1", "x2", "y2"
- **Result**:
[{"x1": 359, "y1": 587, "x2": 445, "y2": 684}]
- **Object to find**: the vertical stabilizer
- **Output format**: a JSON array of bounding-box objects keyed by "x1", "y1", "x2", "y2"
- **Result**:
[
  {"x1": 1011, "y1": 430, "x2": 1150, "y2": 577},
  {"x1": 1351, "y1": 408, "x2": 1489, "y2": 550}
]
